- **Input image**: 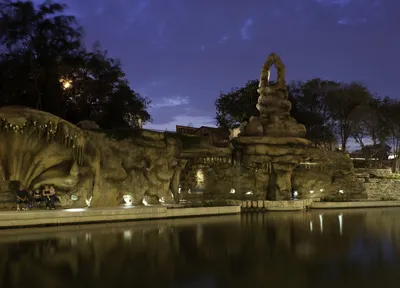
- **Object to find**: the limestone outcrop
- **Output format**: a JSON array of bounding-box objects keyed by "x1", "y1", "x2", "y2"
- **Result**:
[
  {"x1": 233, "y1": 53, "x2": 310, "y2": 200},
  {"x1": 292, "y1": 148, "x2": 366, "y2": 200},
  {"x1": 0, "y1": 106, "x2": 186, "y2": 207}
]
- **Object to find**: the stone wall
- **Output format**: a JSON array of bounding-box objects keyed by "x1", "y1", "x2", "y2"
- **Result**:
[
  {"x1": 180, "y1": 162, "x2": 256, "y2": 198},
  {"x1": 355, "y1": 168, "x2": 400, "y2": 200},
  {"x1": 292, "y1": 148, "x2": 366, "y2": 200}
]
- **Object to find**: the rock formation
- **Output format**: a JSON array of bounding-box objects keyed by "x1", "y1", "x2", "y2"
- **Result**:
[
  {"x1": 0, "y1": 106, "x2": 186, "y2": 207},
  {"x1": 0, "y1": 54, "x2": 367, "y2": 207},
  {"x1": 245, "y1": 53, "x2": 306, "y2": 138},
  {"x1": 233, "y1": 53, "x2": 311, "y2": 200}
]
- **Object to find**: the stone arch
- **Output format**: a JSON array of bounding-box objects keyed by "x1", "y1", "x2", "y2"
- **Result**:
[{"x1": 259, "y1": 52, "x2": 286, "y2": 90}]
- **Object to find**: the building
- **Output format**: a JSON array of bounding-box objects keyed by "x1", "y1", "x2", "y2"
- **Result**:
[{"x1": 176, "y1": 125, "x2": 230, "y2": 147}]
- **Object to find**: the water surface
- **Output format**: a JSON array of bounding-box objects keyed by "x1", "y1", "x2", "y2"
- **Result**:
[{"x1": 1, "y1": 208, "x2": 400, "y2": 288}]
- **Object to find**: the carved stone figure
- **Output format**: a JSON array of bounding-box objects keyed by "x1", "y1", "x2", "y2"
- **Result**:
[{"x1": 0, "y1": 106, "x2": 187, "y2": 208}]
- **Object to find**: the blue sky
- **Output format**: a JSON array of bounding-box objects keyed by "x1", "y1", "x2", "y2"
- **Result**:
[{"x1": 47, "y1": 0, "x2": 400, "y2": 135}]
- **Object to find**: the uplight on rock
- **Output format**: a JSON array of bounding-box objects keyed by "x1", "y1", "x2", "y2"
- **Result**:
[
  {"x1": 310, "y1": 190, "x2": 314, "y2": 194},
  {"x1": 123, "y1": 194, "x2": 133, "y2": 205},
  {"x1": 85, "y1": 196, "x2": 93, "y2": 207},
  {"x1": 230, "y1": 188, "x2": 236, "y2": 194},
  {"x1": 339, "y1": 190, "x2": 344, "y2": 194},
  {"x1": 71, "y1": 195, "x2": 78, "y2": 201}
]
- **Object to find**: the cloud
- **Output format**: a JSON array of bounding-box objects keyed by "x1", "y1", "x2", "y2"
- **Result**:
[
  {"x1": 151, "y1": 96, "x2": 189, "y2": 108},
  {"x1": 314, "y1": 0, "x2": 377, "y2": 26},
  {"x1": 144, "y1": 115, "x2": 216, "y2": 131},
  {"x1": 218, "y1": 35, "x2": 229, "y2": 44},
  {"x1": 314, "y1": 0, "x2": 352, "y2": 6},
  {"x1": 240, "y1": 18, "x2": 254, "y2": 40},
  {"x1": 338, "y1": 17, "x2": 367, "y2": 25}
]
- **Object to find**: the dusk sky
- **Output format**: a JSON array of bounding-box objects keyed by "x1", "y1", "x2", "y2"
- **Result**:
[{"x1": 60, "y1": 0, "x2": 399, "y2": 131}]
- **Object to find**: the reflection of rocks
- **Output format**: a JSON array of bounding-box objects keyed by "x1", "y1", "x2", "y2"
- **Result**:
[{"x1": 1, "y1": 210, "x2": 399, "y2": 287}]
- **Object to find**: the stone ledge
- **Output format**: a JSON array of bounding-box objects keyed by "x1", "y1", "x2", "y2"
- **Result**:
[
  {"x1": 241, "y1": 199, "x2": 316, "y2": 211},
  {"x1": 0, "y1": 206, "x2": 241, "y2": 228},
  {"x1": 234, "y1": 136, "x2": 310, "y2": 146},
  {"x1": 310, "y1": 201, "x2": 400, "y2": 209}
]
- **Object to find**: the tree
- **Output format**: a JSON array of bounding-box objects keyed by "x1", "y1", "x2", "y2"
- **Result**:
[
  {"x1": 380, "y1": 97, "x2": 400, "y2": 172},
  {"x1": 215, "y1": 80, "x2": 259, "y2": 129},
  {"x1": 0, "y1": 0, "x2": 151, "y2": 128},
  {"x1": 288, "y1": 79, "x2": 337, "y2": 149},
  {"x1": 215, "y1": 78, "x2": 337, "y2": 147},
  {"x1": 324, "y1": 82, "x2": 373, "y2": 151},
  {"x1": 0, "y1": 0, "x2": 82, "y2": 115},
  {"x1": 98, "y1": 83, "x2": 151, "y2": 129}
]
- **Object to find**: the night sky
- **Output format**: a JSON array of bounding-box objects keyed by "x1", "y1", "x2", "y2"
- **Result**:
[{"x1": 57, "y1": 0, "x2": 399, "y2": 131}]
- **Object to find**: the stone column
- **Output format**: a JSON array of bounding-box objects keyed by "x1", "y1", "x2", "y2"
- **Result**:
[
  {"x1": 273, "y1": 163, "x2": 295, "y2": 200},
  {"x1": 170, "y1": 159, "x2": 188, "y2": 203}
]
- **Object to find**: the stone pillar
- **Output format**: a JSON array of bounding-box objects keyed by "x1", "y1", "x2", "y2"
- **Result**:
[
  {"x1": 273, "y1": 163, "x2": 295, "y2": 200},
  {"x1": 170, "y1": 159, "x2": 188, "y2": 203}
]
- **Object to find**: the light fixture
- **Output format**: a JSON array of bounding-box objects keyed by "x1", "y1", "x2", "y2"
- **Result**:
[
  {"x1": 230, "y1": 188, "x2": 236, "y2": 194},
  {"x1": 159, "y1": 197, "x2": 166, "y2": 204},
  {"x1": 188, "y1": 189, "x2": 192, "y2": 194},
  {"x1": 293, "y1": 191, "x2": 299, "y2": 198},
  {"x1": 85, "y1": 196, "x2": 93, "y2": 207},
  {"x1": 142, "y1": 197, "x2": 149, "y2": 206},
  {"x1": 245, "y1": 191, "x2": 253, "y2": 195},
  {"x1": 310, "y1": 190, "x2": 314, "y2": 194},
  {"x1": 123, "y1": 194, "x2": 133, "y2": 205},
  {"x1": 339, "y1": 190, "x2": 344, "y2": 194},
  {"x1": 320, "y1": 188, "x2": 324, "y2": 192},
  {"x1": 71, "y1": 195, "x2": 78, "y2": 201},
  {"x1": 64, "y1": 208, "x2": 86, "y2": 212}
]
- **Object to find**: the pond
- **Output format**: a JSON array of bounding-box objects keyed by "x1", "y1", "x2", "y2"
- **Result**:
[{"x1": 0, "y1": 208, "x2": 399, "y2": 288}]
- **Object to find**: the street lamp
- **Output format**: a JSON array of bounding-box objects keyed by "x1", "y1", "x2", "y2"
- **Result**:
[{"x1": 59, "y1": 78, "x2": 72, "y2": 90}]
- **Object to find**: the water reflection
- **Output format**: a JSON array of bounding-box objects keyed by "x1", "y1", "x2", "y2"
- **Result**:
[{"x1": 0, "y1": 209, "x2": 400, "y2": 287}]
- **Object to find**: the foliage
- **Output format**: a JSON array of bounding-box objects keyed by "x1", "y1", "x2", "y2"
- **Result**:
[
  {"x1": 215, "y1": 78, "x2": 338, "y2": 146},
  {"x1": 0, "y1": 0, "x2": 151, "y2": 128},
  {"x1": 215, "y1": 77, "x2": 400, "y2": 158},
  {"x1": 381, "y1": 98, "x2": 400, "y2": 172},
  {"x1": 358, "y1": 144, "x2": 391, "y2": 167},
  {"x1": 324, "y1": 82, "x2": 373, "y2": 151},
  {"x1": 215, "y1": 80, "x2": 259, "y2": 129},
  {"x1": 288, "y1": 79, "x2": 337, "y2": 148}
]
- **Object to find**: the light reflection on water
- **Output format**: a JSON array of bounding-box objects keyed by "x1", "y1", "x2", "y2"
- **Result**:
[{"x1": 0, "y1": 208, "x2": 400, "y2": 287}]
